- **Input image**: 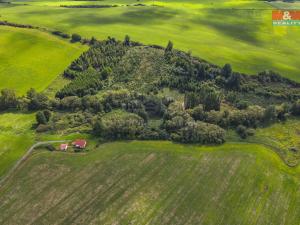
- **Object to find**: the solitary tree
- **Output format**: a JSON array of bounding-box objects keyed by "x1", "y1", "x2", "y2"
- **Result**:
[
  {"x1": 0, "y1": 89, "x2": 18, "y2": 110},
  {"x1": 263, "y1": 105, "x2": 277, "y2": 123},
  {"x1": 221, "y1": 63, "x2": 232, "y2": 78},
  {"x1": 195, "y1": 63, "x2": 206, "y2": 80},
  {"x1": 27, "y1": 88, "x2": 48, "y2": 110},
  {"x1": 90, "y1": 36, "x2": 97, "y2": 45},
  {"x1": 36, "y1": 111, "x2": 47, "y2": 125},
  {"x1": 291, "y1": 100, "x2": 300, "y2": 116},
  {"x1": 100, "y1": 67, "x2": 112, "y2": 80},
  {"x1": 71, "y1": 33, "x2": 82, "y2": 42},
  {"x1": 124, "y1": 35, "x2": 130, "y2": 46},
  {"x1": 199, "y1": 84, "x2": 222, "y2": 111},
  {"x1": 93, "y1": 120, "x2": 104, "y2": 136},
  {"x1": 43, "y1": 110, "x2": 52, "y2": 122},
  {"x1": 226, "y1": 72, "x2": 241, "y2": 90},
  {"x1": 165, "y1": 41, "x2": 173, "y2": 52},
  {"x1": 236, "y1": 125, "x2": 248, "y2": 139}
]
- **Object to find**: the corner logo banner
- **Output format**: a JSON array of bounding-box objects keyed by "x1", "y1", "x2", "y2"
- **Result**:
[{"x1": 272, "y1": 10, "x2": 300, "y2": 26}]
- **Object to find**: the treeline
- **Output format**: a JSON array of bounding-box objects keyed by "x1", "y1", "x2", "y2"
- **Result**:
[
  {"x1": 60, "y1": 4, "x2": 118, "y2": 8},
  {"x1": 1, "y1": 85, "x2": 299, "y2": 142},
  {"x1": 56, "y1": 68, "x2": 109, "y2": 98},
  {"x1": 160, "y1": 42, "x2": 299, "y2": 105},
  {"x1": 72, "y1": 0, "x2": 104, "y2": 1},
  {"x1": 2, "y1": 37, "x2": 300, "y2": 145},
  {"x1": 52, "y1": 31, "x2": 70, "y2": 39},
  {"x1": 56, "y1": 38, "x2": 128, "y2": 98},
  {"x1": 0, "y1": 21, "x2": 38, "y2": 29},
  {"x1": 48, "y1": 37, "x2": 300, "y2": 143}
]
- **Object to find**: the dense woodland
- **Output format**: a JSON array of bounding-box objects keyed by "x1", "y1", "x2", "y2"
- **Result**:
[{"x1": 1, "y1": 36, "x2": 300, "y2": 144}]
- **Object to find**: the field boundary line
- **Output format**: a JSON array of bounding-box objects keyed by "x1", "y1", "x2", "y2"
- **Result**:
[
  {"x1": 0, "y1": 140, "x2": 69, "y2": 188},
  {"x1": 228, "y1": 140, "x2": 298, "y2": 168}
]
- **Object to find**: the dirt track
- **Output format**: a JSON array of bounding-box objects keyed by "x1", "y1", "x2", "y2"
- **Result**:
[{"x1": 0, "y1": 140, "x2": 69, "y2": 188}]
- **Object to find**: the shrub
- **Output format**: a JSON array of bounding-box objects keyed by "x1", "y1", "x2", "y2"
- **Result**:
[
  {"x1": 236, "y1": 125, "x2": 248, "y2": 139},
  {"x1": 0, "y1": 89, "x2": 18, "y2": 110},
  {"x1": 236, "y1": 100, "x2": 249, "y2": 110},
  {"x1": 43, "y1": 110, "x2": 51, "y2": 122},
  {"x1": 189, "y1": 105, "x2": 207, "y2": 121},
  {"x1": 291, "y1": 100, "x2": 300, "y2": 116},
  {"x1": 163, "y1": 102, "x2": 193, "y2": 132},
  {"x1": 221, "y1": 63, "x2": 232, "y2": 78},
  {"x1": 198, "y1": 84, "x2": 222, "y2": 111},
  {"x1": 123, "y1": 35, "x2": 130, "y2": 46},
  {"x1": 229, "y1": 106, "x2": 264, "y2": 127},
  {"x1": 263, "y1": 105, "x2": 277, "y2": 123},
  {"x1": 94, "y1": 111, "x2": 145, "y2": 140},
  {"x1": 165, "y1": 41, "x2": 173, "y2": 53},
  {"x1": 71, "y1": 33, "x2": 82, "y2": 42},
  {"x1": 27, "y1": 88, "x2": 49, "y2": 110},
  {"x1": 36, "y1": 111, "x2": 47, "y2": 125},
  {"x1": 175, "y1": 121, "x2": 225, "y2": 144},
  {"x1": 45, "y1": 144, "x2": 55, "y2": 151},
  {"x1": 52, "y1": 31, "x2": 70, "y2": 39}
]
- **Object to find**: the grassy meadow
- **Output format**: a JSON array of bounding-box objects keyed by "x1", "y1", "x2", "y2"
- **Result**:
[
  {"x1": 0, "y1": 0, "x2": 300, "y2": 223},
  {"x1": 0, "y1": 26, "x2": 85, "y2": 95},
  {"x1": 0, "y1": 141, "x2": 300, "y2": 224},
  {"x1": 0, "y1": 113, "x2": 35, "y2": 177},
  {"x1": 1, "y1": 0, "x2": 300, "y2": 81},
  {"x1": 249, "y1": 118, "x2": 300, "y2": 166}
]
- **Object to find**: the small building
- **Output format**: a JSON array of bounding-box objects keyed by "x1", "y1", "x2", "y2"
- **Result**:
[
  {"x1": 72, "y1": 139, "x2": 87, "y2": 149},
  {"x1": 60, "y1": 144, "x2": 68, "y2": 151}
]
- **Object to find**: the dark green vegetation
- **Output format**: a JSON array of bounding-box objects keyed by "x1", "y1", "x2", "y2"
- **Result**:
[
  {"x1": 0, "y1": 38, "x2": 299, "y2": 170},
  {"x1": 1, "y1": 38, "x2": 299, "y2": 151},
  {"x1": 1, "y1": 141, "x2": 300, "y2": 225},
  {"x1": 0, "y1": 1, "x2": 299, "y2": 223},
  {"x1": 1, "y1": 0, "x2": 300, "y2": 82}
]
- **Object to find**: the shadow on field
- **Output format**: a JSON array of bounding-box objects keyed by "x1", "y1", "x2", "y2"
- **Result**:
[{"x1": 192, "y1": 8, "x2": 266, "y2": 45}]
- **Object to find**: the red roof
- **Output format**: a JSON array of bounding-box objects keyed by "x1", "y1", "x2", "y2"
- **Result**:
[
  {"x1": 72, "y1": 139, "x2": 87, "y2": 148},
  {"x1": 60, "y1": 144, "x2": 68, "y2": 150}
]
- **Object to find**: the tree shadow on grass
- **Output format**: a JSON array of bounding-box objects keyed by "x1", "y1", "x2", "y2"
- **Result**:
[
  {"x1": 25, "y1": 7, "x2": 179, "y2": 27},
  {"x1": 75, "y1": 7, "x2": 178, "y2": 26},
  {"x1": 192, "y1": 8, "x2": 266, "y2": 45}
]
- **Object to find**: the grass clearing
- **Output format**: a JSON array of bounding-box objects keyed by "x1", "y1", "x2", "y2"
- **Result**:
[
  {"x1": 0, "y1": 26, "x2": 85, "y2": 95},
  {"x1": 1, "y1": 0, "x2": 300, "y2": 81},
  {"x1": 249, "y1": 118, "x2": 300, "y2": 167},
  {"x1": 0, "y1": 141, "x2": 300, "y2": 224},
  {"x1": 0, "y1": 112, "x2": 35, "y2": 177}
]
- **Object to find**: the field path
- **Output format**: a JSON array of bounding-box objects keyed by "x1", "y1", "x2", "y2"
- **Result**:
[{"x1": 0, "y1": 140, "x2": 69, "y2": 188}]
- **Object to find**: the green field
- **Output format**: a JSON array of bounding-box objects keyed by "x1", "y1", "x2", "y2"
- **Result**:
[
  {"x1": 249, "y1": 118, "x2": 300, "y2": 166},
  {"x1": 0, "y1": 113, "x2": 35, "y2": 177},
  {"x1": 0, "y1": 26, "x2": 85, "y2": 94},
  {"x1": 0, "y1": 141, "x2": 300, "y2": 224},
  {"x1": 1, "y1": 0, "x2": 300, "y2": 81},
  {"x1": 0, "y1": 0, "x2": 300, "y2": 223}
]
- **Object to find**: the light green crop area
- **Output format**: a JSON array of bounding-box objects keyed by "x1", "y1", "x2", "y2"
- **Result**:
[
  {"x1": 0, "y1": 113, "x2": 35, "y2": 177},
  {"x1": 0, "y1": 0, "x2": 300, "y2": 81},
  {"x1": 249, "y1": 118, "x2": 300, "y2": 166},
  {"x1": 0, "y1": 26, "x2": 85, "y2": 95},
  {"x1": 0, "y1": 141, "x2": 300, "y2": 224}
]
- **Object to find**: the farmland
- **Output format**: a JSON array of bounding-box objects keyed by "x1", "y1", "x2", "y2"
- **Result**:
[
  {"x1": 0, "y1": 26, "x2": 84, "y2": 95},
  {"x1": 249, "y1": 118, "x2": 300, "y2": 167},
  {"x1": 0, "y1": 113, "x2": 35, "y2": 177},
  {"x1": 0, "y1": 0, "x2": 300, "y2": 223},
  {"x1": 1, "y1": 141, "x2": 300, "y2": 225},
  {"x1": 0, "y1": 0, "x2": 300, "y2": 82}
]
